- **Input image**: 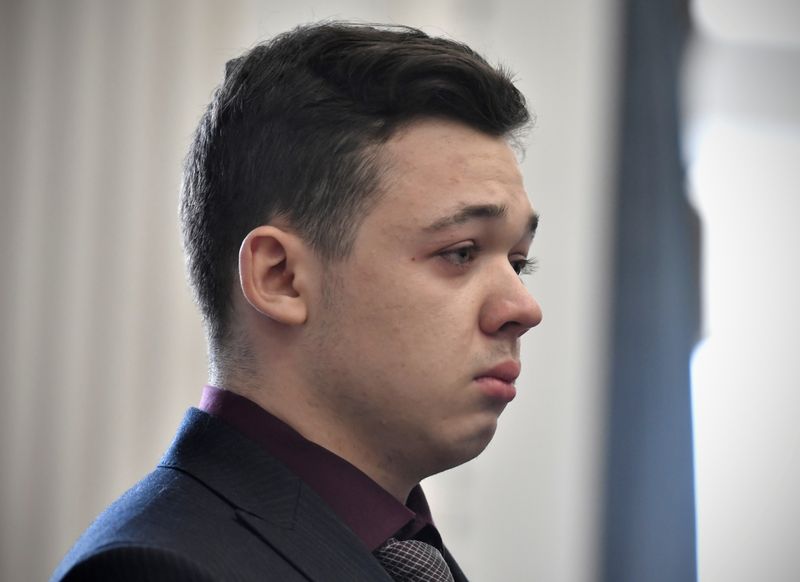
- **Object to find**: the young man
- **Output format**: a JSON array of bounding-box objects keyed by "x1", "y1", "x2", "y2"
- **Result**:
[{"x1": 52, "y1": 22, "x2": 542, "y2": 581}]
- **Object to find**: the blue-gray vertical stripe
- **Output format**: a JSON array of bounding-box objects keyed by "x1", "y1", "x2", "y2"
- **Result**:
[{"x1": 602, "y1": 0, "x2": 700, "y2": 581}]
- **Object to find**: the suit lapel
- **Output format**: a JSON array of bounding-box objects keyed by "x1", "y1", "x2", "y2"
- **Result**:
[
  {"x1": 443, "y1": 545, "x2": 469, "y2": 582},
  {"x1": 234, "y1": 492, "x2": 390, "y2": 581},
  {"x1": 159, "y1": 409, "x2": 390, "y2": 581}
]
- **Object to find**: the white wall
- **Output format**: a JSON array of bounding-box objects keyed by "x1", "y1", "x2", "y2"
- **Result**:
[
  {"x1": 0, "y1": 1, "x2": 618, "y2": 580},
  {"x1": 686, "y1": 1, "x2": 800, "y2": 580}
]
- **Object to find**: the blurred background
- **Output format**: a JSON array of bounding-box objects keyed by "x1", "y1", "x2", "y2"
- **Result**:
[{"x1": 0, "y1": 0, "x2": 797, "y2": 580}]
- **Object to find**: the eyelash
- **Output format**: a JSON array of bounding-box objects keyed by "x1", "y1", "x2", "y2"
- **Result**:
[
  {"x1": 439, "y1": 244, "x2": 538, "y2": 276},
  {"x1": 516, "y1": 256, "x2": 539, "y2": 276}
]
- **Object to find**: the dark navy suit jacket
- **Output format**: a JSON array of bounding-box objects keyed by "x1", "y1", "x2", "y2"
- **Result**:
[{"x1": 51, "y1": 408, "x2": 468, "y2": 581}]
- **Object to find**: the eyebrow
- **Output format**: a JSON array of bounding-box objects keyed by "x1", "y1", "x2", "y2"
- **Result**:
[{"x1": 424, "y1": 203, "x2": 539, "y2": 238}]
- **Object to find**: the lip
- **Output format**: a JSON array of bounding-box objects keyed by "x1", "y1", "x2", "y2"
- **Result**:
[
  {"x1": 475, "y1": 360, "x2": 521, "y2": 384},
  {"x1": 474, "y1": 360, "x2": 520, "y2": 402}
]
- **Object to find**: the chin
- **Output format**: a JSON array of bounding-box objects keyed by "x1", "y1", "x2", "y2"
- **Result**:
[{"x1": 428, "y1": 420, "x2": 499, "y2": 475}]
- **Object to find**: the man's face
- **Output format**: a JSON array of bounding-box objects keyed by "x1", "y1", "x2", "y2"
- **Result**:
[{"x1": 303, "y1": 118, "x2": 542, "y2": 482}]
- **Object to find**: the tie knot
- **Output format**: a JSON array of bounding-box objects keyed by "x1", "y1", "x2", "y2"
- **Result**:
[{"x1": 374, "y1": 538, "x2": 455, "y2": 582}]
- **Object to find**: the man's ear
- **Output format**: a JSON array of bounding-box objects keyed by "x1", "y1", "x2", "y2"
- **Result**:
[{"x1": 238, "y1": 225, "x2": 312, "y2": 326}]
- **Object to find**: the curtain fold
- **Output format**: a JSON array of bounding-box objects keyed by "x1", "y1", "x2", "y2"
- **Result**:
[{"x1": 0, "y1": 2, "x2": 255, "y2": 579}]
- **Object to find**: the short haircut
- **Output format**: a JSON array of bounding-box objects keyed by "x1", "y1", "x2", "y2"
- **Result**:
[{"x1": 180, "y1": 22, "x2": 531, "y2": 352}]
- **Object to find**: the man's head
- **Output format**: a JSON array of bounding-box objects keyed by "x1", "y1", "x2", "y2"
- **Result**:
[
  {"x1": 180, "y1": 22, "x2": 541, "y2": 496},
  {"x1": 181, "y1": 22, "x2": 530, "y2": 359}
]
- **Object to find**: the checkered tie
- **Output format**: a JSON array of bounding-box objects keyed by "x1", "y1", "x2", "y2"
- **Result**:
[{"x1": 374, "y1": 538, "x2": 455, "y2": 582}]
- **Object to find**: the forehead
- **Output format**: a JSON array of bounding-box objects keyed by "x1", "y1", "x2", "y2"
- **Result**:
[{"x1": 370, "y1": 119, "x2": 531, "y2": 232}]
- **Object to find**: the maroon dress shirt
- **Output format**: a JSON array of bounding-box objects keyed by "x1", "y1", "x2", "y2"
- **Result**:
[{"x1": 198, "y1": 385, "x2": 443, "y2": 552}]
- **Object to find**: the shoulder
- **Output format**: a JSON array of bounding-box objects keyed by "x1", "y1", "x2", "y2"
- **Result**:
[
  {"x1": 54, "y1": 544, "x2": 217, "y2": 582},
  {"x1": 52, "y1": 410, "x2": 382, "y2": 581},
  {"x1": 51, "y1": 466, "x2": 306, "y2": 582},
  {"x1": 69, "y1": 465, "x2": 231, "y2": 548},
  {"x1": 55, "y1": 541, "x2": 307, "y2": 582}
]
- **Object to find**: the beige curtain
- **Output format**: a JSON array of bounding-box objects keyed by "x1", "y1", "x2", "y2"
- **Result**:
[{"x1": 0, "y1": 1, "x2": 256, "y2": 579}]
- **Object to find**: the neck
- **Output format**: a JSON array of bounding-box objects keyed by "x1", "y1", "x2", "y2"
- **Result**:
[{"x1": 221, "y1": 378, "x2": 418, "y2": 503}]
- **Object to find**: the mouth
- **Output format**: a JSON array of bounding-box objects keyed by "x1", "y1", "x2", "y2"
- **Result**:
[
  {"x1": 475, "y1": 360, "x2": 521, "y2": 384},
  {"x1": 474, "y1": 360, "x2": 520, "y2": 402}
]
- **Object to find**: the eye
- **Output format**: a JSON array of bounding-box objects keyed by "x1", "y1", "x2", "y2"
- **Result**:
[
  {"x1": 512, "y1": 256, "x2": 539, "y2": 276},
  {"x1": 439, "y1": 243, "x2": 480, "y2": 267}
]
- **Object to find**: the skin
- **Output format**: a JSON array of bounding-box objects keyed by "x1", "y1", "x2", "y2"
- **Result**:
[{"x1": 230, "y1": 118, "x2": 542, "y2": 502}]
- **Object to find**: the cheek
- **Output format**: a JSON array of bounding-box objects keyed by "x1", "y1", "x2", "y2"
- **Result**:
[
  {"x1": 367, "y1": 295, "x2": 475, "y2": 373},
  {"x1": 336, "y1": 262, "x2": 482, "y2": 355},
  {"x1": 358, "y1": 274, "x2": 451, "y2": 332}
]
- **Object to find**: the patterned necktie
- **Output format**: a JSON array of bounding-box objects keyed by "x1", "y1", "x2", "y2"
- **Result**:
[{"x1": 374, "y1": 538, "x2": 455, "y2": 582}]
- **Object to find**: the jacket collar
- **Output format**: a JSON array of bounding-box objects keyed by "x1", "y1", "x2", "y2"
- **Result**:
[{"x1": 159, "y1": 408, "x2": 391, "y2": 581}]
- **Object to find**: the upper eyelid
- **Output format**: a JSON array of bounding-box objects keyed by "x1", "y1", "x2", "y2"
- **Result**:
[
  {"x1": 440, "y1": 243, "x2": 479, "y2": 258},
  {"x1": 440, "y1": 240, "x2": 477, "y2": 250},
  {"x1": 440, "y1": 240, "x2": 528, "y2": 253},
  {"x1": 438, "y1": 243, "x2": 535, "y2": 270},
  {"x1": 437, "y1": 242, "x2": 479, "y2": 257}
]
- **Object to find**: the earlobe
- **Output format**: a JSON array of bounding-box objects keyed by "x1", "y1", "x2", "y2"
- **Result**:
[{"x1": 238, "y1": 226, "x2": 309, "y2": 326}]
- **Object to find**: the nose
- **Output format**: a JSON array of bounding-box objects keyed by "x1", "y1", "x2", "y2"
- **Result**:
[{"x1": 479, "y1": 271, "x2": 543, "y2": 338}]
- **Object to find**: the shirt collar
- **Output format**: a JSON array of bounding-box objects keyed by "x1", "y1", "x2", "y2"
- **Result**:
[{"x1": 198, "y1": 385, "x2": 439, "y2": 551}]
